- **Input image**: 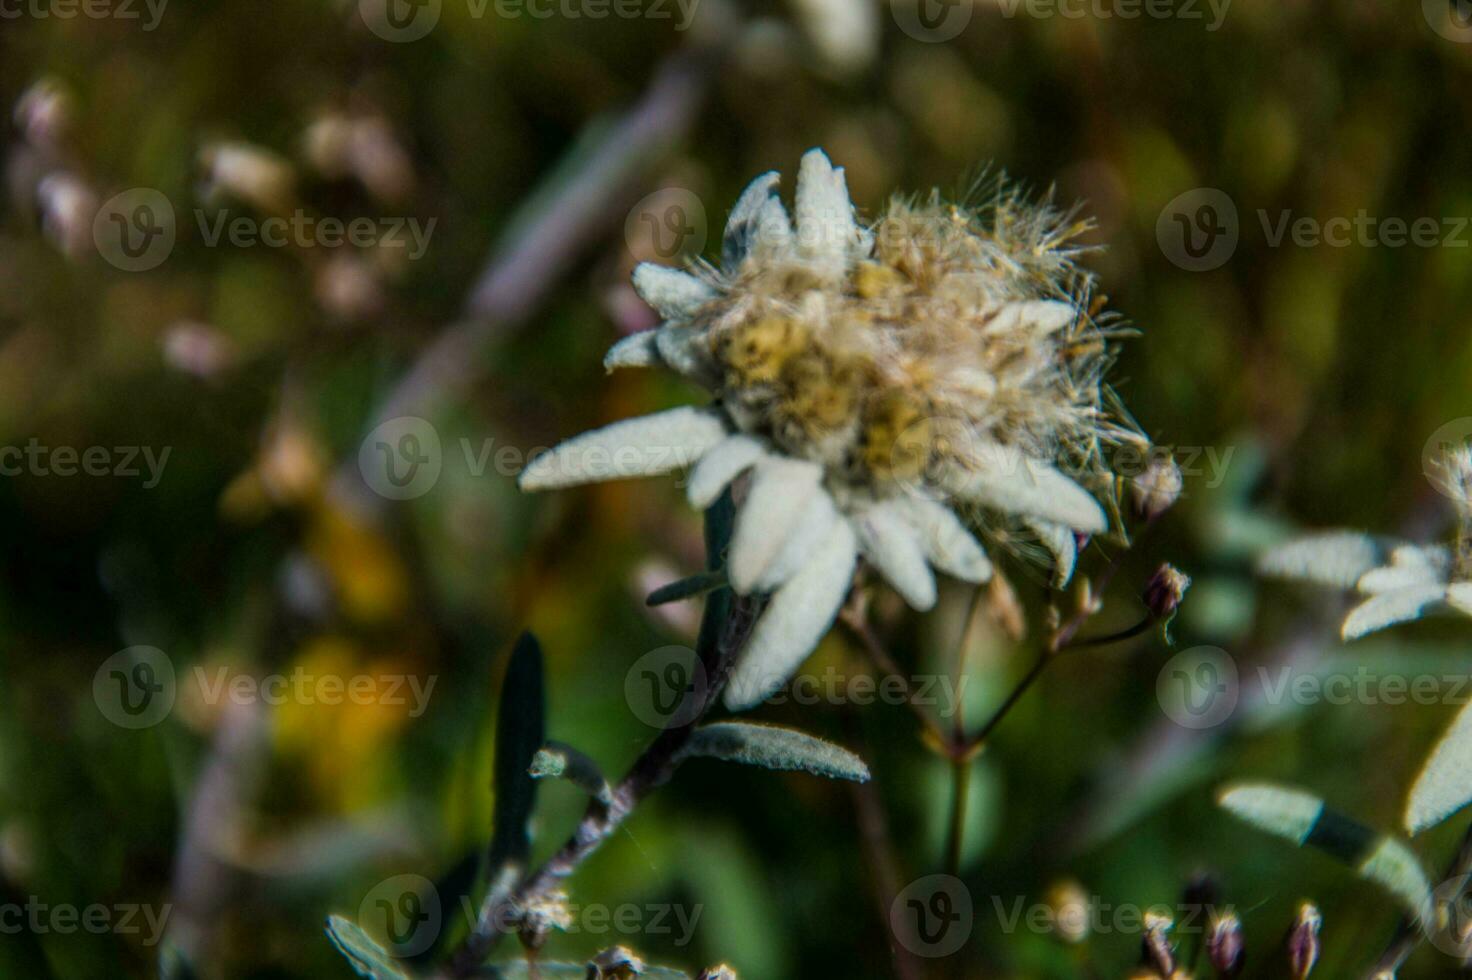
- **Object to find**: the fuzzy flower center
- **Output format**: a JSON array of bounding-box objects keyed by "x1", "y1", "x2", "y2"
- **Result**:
[{"x1": 695, "y1": 197, "x2": 1119, "y2": 495}]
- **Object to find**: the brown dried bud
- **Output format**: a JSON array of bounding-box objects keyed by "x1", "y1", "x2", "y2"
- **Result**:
[
  {"x1": 1044, "y1": 879, "x2": 1091, "y2": 945},
  {"x1": 1288, "y1": 902, "x2": 1321, "y2": 979},
  {"x1": 1142, "y1": 910, "x2": 1175, "y2": 976},
  {"x1": 1143, "y1": 563, "x2": 1192, "y2": 623},
  {"x1": 1206, "y1": 911, "x2": 1244, "y2": 977},
  {"x1": 1131, "y1": 452, "x2": 1183, "y2": 520}
]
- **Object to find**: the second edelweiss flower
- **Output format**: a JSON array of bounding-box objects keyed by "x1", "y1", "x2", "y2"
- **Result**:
[{"x1": 521, "y1": 148, "x2": 1144, "y2": 709}]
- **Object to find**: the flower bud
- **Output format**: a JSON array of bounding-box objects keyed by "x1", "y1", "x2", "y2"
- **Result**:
[
  {"x1": 1142, "y1": 910, "x2": 1175, "y2": 976},
  {"x1": 697, "y1": 966, "x2": 737, "y2": 980},
  {"x1": 1131, "y1": 452, "x2": 1183, "y2": 520},
  {"x1": 1288, "y1": 902, "x2": 1321, "y2": 979},
  {"x1": 590, "y1": 946, "x2": 645, "y2": 978},
  {"x1": 14, "y1": 78, "x2": 73, "y2": 152},
  {"x1": 36, "y1": 172, "x2": 96, "y2": 258},
  {"x1": 200, "y1": 141, "x2": 295, "y2": 213},
  {"x1": 1143, "y1": 563, "x2": 1191, "y2": 623},
  {"x1": 1045, "y1": 879, "x2": 1091, "y2": 945},
  {"x1": 1206, "y1": 911, "x2": 1244, "y2": 977}
]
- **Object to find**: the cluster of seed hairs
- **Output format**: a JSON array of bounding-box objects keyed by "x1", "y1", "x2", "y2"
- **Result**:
[
  {"x1": 689, "y1": 178, "x2": 1145, "y2": 517},
  {"x1": 1434, "y1": 443, "x2": 1472, "y2": 577}
]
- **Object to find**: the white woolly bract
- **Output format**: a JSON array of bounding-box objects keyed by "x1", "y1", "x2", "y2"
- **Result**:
[
  {"x1": 1217, "y1": 783, "x2": 1323, "y2": 843},
  {"x1": 1406, "y1": 698, "x2": 1472, "y2": 835},
  {"x1": 1258, "y1": 532, "x2": 1384, "y2": 589}
]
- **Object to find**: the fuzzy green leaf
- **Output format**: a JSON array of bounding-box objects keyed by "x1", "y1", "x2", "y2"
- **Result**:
[
  {"x1": 1218, "y1": 783, "x2": 1432, "y2": 925},
  {"x1": 679, "y1": 722, "x2": 870, "y2": 782},
  {"x1": 324, "y1": 916, "x2": 412, "y2": 980},
  {"x1": 529, "y1": 740, "x2": 613, "y2": 805}
]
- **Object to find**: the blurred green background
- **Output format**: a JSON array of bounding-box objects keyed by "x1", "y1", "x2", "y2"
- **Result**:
[{"x1": 3, "y1": 0, "x2": 1472, "y2": 976}]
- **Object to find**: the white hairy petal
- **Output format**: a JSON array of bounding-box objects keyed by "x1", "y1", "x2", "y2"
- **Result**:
[
  {"x1": 986, "y1": 299, "x2": 1077, "y2": 336},
  {"x1": 723, "y1": 520, "x2": 858, "y2": 711},
  {"x1": 1389, "y1": 543, "x2": 1453, "y2": 576},
  {"x1": 722, "y1": 171, "x2": 780, "y2": 268},
  {"x1": 794, "y1": 148, "x2": 859, "y2": 274},
  {"x1": 1406, "y1": 698, "x2": 1472, "y2": 834},
  {"x1": 942, "y1": 443, "x2": 1106, "y2": 533},
  {"x1": 1258, "y1": 531, "x2": 1384, "y2": 589},
  {"x1": 751, "y1": 196, "x2": 794, "y2": 258},
  {"x1": 728, "y1": 457, "x2": 824, "y2": 593},
  {"x1": 603, "y1": 330, "x2": 659, "y2": 372},
  {"x1": 654, "y1": 322, "x2": 713, "y2": 380},
  {"x1": 855, "y1": 502, "x2": 937, "y2": 610},
  {"x1": 754, "y1": 490, "x2": 840, "y2": 592},
  {"x1": 631, "y1": 263, "x2": 715, "y2": 319},
  {"x1": 1029, "y1": 519, "x2": 1078, "y2": 587},
  {"x1": 519, "y1": 406, "x2": 727, "y2": 491},
  {"x1": 1340, "y1": 585, "x2": 1447, "y2": 640},
  {"x1": 1448, "y1": 582, "x2": 1472, "y2": 616},
  {"x1": 896, "y1": 494, "x2": 992, "y2": 583},
  {"x1": 686, "y1": 435, "x2": 767, "y2": 509},
  {"x1": 1357, "y1": 563, "x2": 1445, "y2": 595}
]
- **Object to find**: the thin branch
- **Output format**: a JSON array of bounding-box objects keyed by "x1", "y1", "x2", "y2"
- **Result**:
[{"x1": 442, "y1": 592, "x2": 761, "y2": 977}]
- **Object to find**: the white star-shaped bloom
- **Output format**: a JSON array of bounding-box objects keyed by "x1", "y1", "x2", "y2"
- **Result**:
[{"x1": 522, "y1": 149, "x2": 1137, "y2": 709}]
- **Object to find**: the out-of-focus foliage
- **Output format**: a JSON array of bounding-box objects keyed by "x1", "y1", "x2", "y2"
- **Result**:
[{"x1": 2, "y1": 0, "x2": 1472, "y2": 976}]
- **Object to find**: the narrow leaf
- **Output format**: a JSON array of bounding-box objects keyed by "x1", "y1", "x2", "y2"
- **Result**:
[
  {"x1": 647, "y1": 570, "x2": 729, "y2": 607},
  {"x1": 1218, "y1": 783, "x2": 1432, "y2": 925},
  {"x1": 529, "y1": 741, "x2": 613, "y2": 805},
  {"x1": 487, "y1": 633, "x2": 546, "y2": 873},
  {"x1": 1406, "y1": 698, "x2": 1472, "y2": 834},
  {"x1": 325, "y1": 916, "x2": 411, "y2": 980},
  {"x1": 679, "y1": 721, "x2": 870, "y2": 782}
]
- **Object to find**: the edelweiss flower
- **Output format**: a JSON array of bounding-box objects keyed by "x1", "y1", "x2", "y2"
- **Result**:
[
  {"x1": 1259, "y1": 447, "x2": 1472, "y2": 639},
  {"x1": 521, "y1": 149, "x2": 1143, "y2": 709}
]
